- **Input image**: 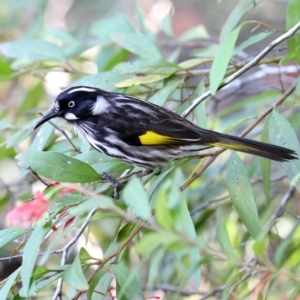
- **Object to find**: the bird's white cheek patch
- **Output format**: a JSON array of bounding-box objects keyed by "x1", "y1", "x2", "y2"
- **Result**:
[
  {"x1": 92, "y1": 96, "x2": 109, "y2": 115},
  {"x1": 65, "y1": 113, "x2": 79, "y2": 120}
]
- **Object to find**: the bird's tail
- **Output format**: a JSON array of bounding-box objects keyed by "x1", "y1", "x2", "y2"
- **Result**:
[{"x1": 207, "y1": 132, "x2": 297, "y2": 162}]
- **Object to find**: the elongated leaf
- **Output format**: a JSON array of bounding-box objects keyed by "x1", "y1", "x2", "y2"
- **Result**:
[
  {"x1": 115, "y1": 74, "x2": 169, "y2": 88},
  {"x1": 88, "y1": 269, "x2": 112, "y2": 300},
  {"x1": 216, "y1": 208, "x2": 237, "y2": 258},
  {"x1": 148, "y1": 79, "x2": 181, "y2": 106},
  {"x1": 0, "y1": 227, "x2": 31, "y2": 248},
  {"x1": 0, "y1": 119, "x2": 13, "y2": 130},
  {"x1": 210, "y1": 25, "x2": 242, "y2": 94},
  {"x1": 221, "y1": 0, "x2": 262, "y2": 38},
  {"x1": 269, "y1": 110, "x2": 300, "y2": 191},
  {"x1": 122, "y1": 177, "x2": 152, "y2": 220},
  {"x1": 112, "y1": 32, "x2": 162, "y2": 60},
  {"x1": 75, "y1": 150, "x2": 130, "y2": 174},
  {"x1": 286, "y1": 0, "x2": 300, "y2": 64},
  {"x1": 0, "y1": 38, "x2": 66, "y2": 62},
  {"x1": 17, "y1": 151, "x2": 101, "y2": 183},
  {"x1": 63, "y1": 249, "x2": 89, "y2": 291},
  {"x1": 73, "y1": 71, "x2": 127, "y2": 92},
  {"x1": 0, "y1": 268, "x2": 21, "y2": 299},
  {"x1": 90, "y1": 13, "x2": 133, "y2": 44},
  {"x1": 226, "y1": 153, "x2": 261, "y2": 239},
  {"x1": 174, "y1": 191, "x2": 201, "y2": 290},
  {"x1": 21, "y1": 224, "x2": 51, "y2": 296},
  {"x1": 235, "y1": 32, "x2": 271, "y2": 53},
  {"x1": 114, "y1": 59, "x2": 180, "y2": 75},
  {"x1": 111, "y1": 264, "x2": 144, "y2": 300}
]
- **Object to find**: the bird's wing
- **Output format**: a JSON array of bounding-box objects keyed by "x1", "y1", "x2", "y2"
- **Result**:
[{"x1": 102, "y1": 99, "x2": 207, "y2": 146}]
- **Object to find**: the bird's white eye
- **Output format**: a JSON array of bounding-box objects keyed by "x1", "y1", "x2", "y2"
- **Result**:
[{"x1": 68, "y1": 101, "x2": 75, "y2": 108}]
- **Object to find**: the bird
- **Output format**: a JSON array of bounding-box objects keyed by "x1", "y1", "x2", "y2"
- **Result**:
[{"x1": 34, "y1": 86, "x2": 297, "y2": 170}]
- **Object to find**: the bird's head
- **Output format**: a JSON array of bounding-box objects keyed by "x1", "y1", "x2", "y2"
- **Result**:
[{"x1": 34, "y1": 86, "x2": 108, "y2": 130}]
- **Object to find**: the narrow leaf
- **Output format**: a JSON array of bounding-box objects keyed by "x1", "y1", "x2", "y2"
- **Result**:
[
  {"x1": 286, "y1": 0, "x2": 300, "y2": 64},
  {"x1": 226, "y1": 153, "x2": 261, "y2": 239},
  {"x1": 269, "y1": 110, "x2": 300, "y2": 191},
  {"x1": 111, "y1": 264, "x2": 144, "y2": 300},
  {"x1": 0, "y1": 38, "x2": 66, "y2": 62},
  {"x1": 148, "y1": 79, "x2": 181, "y2": 106},
  {"x1": 210, "y1": 25, "x2": 242, "y2": 94},
  {"x1": 63, "y1": 248, "x2": 89, "y2": 291},
  {"x1": 221, "y1": 0, "x2": 262, "y2": 38},
  {"x1": 21, "y1": 224, "x2": 51, "y2": 296},
  {"x1": 0, "y1": 268, "x2": 21, "y2": 299},
  {"x1": 122, "y1": 177, "x2": 152, "y2": 220},
  {"x1": 0, "y1": 227, "x2": 31, "y2": 248},
  {"x1": 112, "y1": 32, "x2": 162, "y2": 60},
  {"x1": 16, "y1": 151, "x2": 101, "y2": 183}
]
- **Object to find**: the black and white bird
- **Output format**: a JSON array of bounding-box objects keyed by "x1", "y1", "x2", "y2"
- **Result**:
[{"x1": 34, "y1": 86, "x2": 297, "y2": 169}]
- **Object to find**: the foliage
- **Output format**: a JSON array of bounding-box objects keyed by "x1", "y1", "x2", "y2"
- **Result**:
[{"x1": 0, "y1": 0, "x2": 300, "y2": 299}]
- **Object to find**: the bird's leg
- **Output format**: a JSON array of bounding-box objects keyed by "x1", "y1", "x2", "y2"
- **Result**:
[
  {"x1": 103, "y1": 168, "x2": 161, "y2": 199},
  {"x1": 102, "y1": 172, "x2": 125, "y2": 199}
]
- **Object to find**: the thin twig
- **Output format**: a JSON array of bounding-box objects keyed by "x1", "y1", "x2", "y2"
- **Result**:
[
  {"x1": 181, "y1": 20, "x2": 300, "y2": 118},
  {"x1": 38, "y1": 112, "x2": 81, "y2": 154},
  {"x1": 263, "y1": 185, "x2": 295, "y2": 232},
  {"x1": 52, "y1": 207, "x2": 98, "y2": 300},
  {"x1": 72, "y1": 222, "x2": 145, "y2": 300},
  {"x1": 180, "y1": 81, "x2": 297, "y2": 190}
]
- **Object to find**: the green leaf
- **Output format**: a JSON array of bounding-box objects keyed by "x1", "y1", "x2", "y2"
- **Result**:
[
  {"x1": 16, "y1": 151, "x2": 101, "y2": 183},
  {"x1": 193, "y1": 81, "x2": 207, "y2": 128},
  {"x1": 234, "y1": 32, "x2": 271, "y2": 54},
  {"x1": 0, "y1": 57, "x2": 12, "y2": 74},
  {"x1": 19, "y1": 82, "x2": 45, "y2": 113},
  {"x1": 135, "y1": 232, "x2": 180, "y2": 255},
  {"x1": 73, "y1": 71, "x2": 127, "y2": 92},
  {"x1": 220, "y1": 0, "x2": 262, "y2": 38},
  {"x1": 63, "y1": 248, "x2": 89, "y2": 291},
  {"x1": 87, "y1": 269, "x2": 112, "y2": 300},
  {"x1": 0, "y1": 228, "x2": 31, "y2": 248},
  {"x1": 112, "y1": 32, "x2": 162, "y2": 60},
  {"x1": 97, "y1": 47, "x2": 130, "y2": 71},
  {"x1": 286, "y1": 0, "x2": 300, "y2": 64},
  {"x1": 179, "y1": 25, "x2": 209, "y2": 42},
  {"x1": 110, "y1": 264, "x2": 144, "y2": 300},
  {"x1": 216, "y1": 208, "x2": 237, "y2": 258},
  {"x1": 90, "y1": 14, "x2": 134, "y2": 44},
  {"x1": 114, "y1": 59, "x2": 180, "y2": 75},
  {"x1": 115, "y1": 74, "x2": 169, "y2": 88},
  {"x1": 210, "y1": 25, "x2": 242, "y2": 95},
  {"x1": 178, "y1": 58, "x2": 212, "y2": 70},
  {"x1": 226, "y1": 153, "x2": 261, "y2": 239},
  {"x1": 155, "y1": 182, "x2": 174, "y2": 230},
  {"x1": 122, "y1": 177, "x2": 152, "y2": 220},
  {"x1": 173, "y1": 192, "x2": 201, "y2": 290},
  {"x1": 0, "y1": 38, "x2": 66, "y2": 62},
  {"x1": 21, "y1": 224, "x2": 51, "y2": 296},
  {"x1": 148, "y1": 79, "x2": 181, "y2": 106},
  {"x1": 75, "y1": 150, "x2": 130, "y2": 174},
  {"x1": 0, "y1": 268, "x2": 20, "y2": 299},
  {"x1": 0, "y1": 119, "x2": 13, "y2": 130},
  {"x1": 269, "y1": 110, "x2": 300, "y2": 191}
]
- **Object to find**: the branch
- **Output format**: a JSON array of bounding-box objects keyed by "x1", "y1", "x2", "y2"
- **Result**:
[
  {"x1": 38, "y1": 112, "x2": 81, "y2": 154},
  {"x1": 52, "y1": 207, "x2": 98, "y2": 300},
  {"x1": 180, "y1": 81, "x2": 297, "y2": 190},
  {"x1": 72, "y1": 222, "x2": 145, "y2": 300},
  {"x1": 181, "y1": 21, "x2": 300, "y2": 118},
  {"x1": 262, "y1": 185, "x2": 295, "y2": 232}
]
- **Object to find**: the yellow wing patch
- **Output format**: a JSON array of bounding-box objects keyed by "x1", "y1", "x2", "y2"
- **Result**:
[{"x1": 139, "y1": 131, "x2": 177, "y2": 145}]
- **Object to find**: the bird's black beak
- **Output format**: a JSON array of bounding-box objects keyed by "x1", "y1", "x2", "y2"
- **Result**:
[{"x1": 34, "y1": 110, "x2": 59, "y2": 130}]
